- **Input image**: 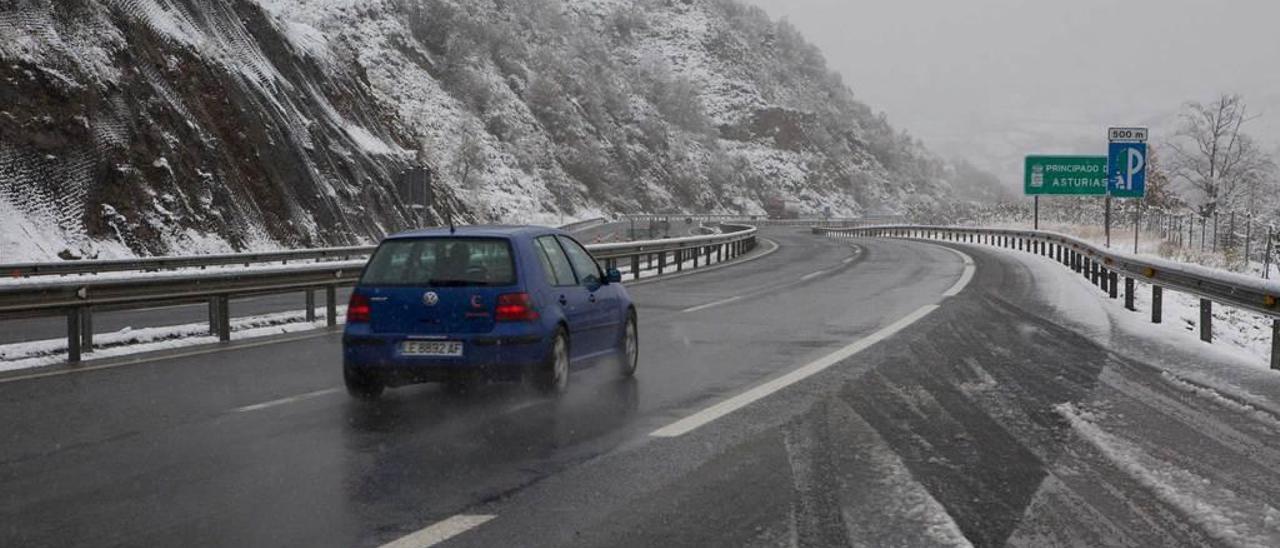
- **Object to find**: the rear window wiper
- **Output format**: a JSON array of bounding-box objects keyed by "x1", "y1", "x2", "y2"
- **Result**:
[{"x1": 427, "y1": 279, "x2": 479, "y2": 287}]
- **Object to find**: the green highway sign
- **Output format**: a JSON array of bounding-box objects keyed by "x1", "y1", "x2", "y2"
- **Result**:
[{"x1": 1024, "y1": 155, "x2": 1108, "y2": 196}]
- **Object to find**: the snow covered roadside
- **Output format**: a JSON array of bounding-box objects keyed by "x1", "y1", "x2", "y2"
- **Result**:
[
  {"x1": 0, "y1": 308, "x2": 346, "y2": 373},
  {"x1": 983, "y1": 242, "x2": 1280, "y2": 547},
  {"x1": 987, "y1": 239, "x2": 1280, "y2": 413},
  {"x1": 971, "y1": 222, "x2": 1278, "y2": 368}
]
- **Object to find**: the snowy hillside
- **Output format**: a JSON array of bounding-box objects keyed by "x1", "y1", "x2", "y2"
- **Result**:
[{"x1": 0, "y1": 0, "x2": 996, "y2": 261}]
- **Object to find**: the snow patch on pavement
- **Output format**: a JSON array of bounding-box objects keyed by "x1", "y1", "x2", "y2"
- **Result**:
[{"x1": 1057, "y1": 402, "x2": 1280, "y2": 548}]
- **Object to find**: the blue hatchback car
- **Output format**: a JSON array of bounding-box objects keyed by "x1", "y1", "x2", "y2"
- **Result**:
[{"x1": 342, "y1": 226, "x2": 638, "y2": 399}]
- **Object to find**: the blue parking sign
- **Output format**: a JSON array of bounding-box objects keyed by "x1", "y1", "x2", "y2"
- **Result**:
[{"x1": 1107, "y1": 142, "x2": 1146, "y2": 198}]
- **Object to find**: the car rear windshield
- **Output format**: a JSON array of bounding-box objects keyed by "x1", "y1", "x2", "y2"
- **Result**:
[{"x1": 360, "y1": 238, "x2": 516, "y2": 287}]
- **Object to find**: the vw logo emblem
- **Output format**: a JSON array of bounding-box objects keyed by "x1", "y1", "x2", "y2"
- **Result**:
[{"x1": 423, "y1": 291, "x2": 439, "y2": 306}]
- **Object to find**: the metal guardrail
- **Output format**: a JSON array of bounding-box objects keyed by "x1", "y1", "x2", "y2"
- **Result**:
[
  {"x1": 589, "y1": 224, "x2": 757, "y2": 279},
  {"x1": 0, "y1": 224, "x2": 759, "y2": 363},
  {"x1": 815, "y1": 224, "x2": 1280, "y2": 370},
  {"x1": 557, "y1": 217, "x2": 608, "y2": 233},
  {"x1": 1, "y1": 246, "x2": 377, "y2": 279},
  {"x1": 623, "y1": 213, "x2": 866, "y2": 227}
]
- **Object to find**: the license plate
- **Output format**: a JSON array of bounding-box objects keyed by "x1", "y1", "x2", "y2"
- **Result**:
[{"x1": 401, "y1": 340, "x2": 464, "y2": 357}]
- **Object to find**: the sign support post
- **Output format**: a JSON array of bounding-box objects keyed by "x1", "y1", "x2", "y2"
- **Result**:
[
  {"x1": 1107, "y1": 127, "x2": 1149, "y2": 251},
  {"x1": 1135, "y1": 202, "x2": 1142, "y2": 254},
  {"x1": 1034, "y1": 196, "x2": 1039, "y2": 230},
  {"x1": 1105, "y1": 195, "x2": 1112, "y2": 248}
]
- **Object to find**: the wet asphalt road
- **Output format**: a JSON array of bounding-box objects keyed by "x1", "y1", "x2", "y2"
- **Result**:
[{"x1": 3, "y1": 228, "x2": 1280, "y2": 547}]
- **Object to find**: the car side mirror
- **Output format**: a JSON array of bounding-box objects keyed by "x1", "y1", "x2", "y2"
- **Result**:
[{"x1": 605, "y1": 268, "x2": 622, "y2": 284}]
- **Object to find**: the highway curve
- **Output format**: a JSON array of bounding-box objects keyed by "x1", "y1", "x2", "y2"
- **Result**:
[{"x1": 3, "y1": 228, "x2": 1279, "y2": 547}]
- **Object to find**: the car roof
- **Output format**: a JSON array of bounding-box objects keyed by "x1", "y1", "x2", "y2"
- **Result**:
[{"x1": 383, "y1": 225, "x2": 566, "y2": 241}]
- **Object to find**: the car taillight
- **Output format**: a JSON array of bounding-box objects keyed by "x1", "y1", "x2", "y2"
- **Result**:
[
  {"x1": 347, "y1": 293, "x2": 371, "y2": 323},
  {"x1": 496, "y1": 292, "x2": 539, "y2": 322}
]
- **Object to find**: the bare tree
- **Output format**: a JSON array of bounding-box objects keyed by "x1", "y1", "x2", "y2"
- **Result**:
[
  {"x1": 1142, "y1": 146, "x2": 1183, "y2": 210},
  {"x1": 454, "y1": 132, "x2": 486, "y2": 190},
  {"x1": 1167, "y1": 94, "x2": 1276, "y2": 216}
]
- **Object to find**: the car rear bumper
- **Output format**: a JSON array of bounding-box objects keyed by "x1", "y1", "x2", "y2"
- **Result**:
[{"x1": 342, "y1": 328, "x2": 550, "y2": 382}]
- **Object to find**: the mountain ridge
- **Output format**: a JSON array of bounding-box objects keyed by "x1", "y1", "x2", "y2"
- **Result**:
[{"x1": 0, "y1": 0, "x2": 1000, "y2": 261}]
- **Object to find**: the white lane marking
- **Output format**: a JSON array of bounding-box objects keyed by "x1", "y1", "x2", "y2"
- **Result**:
[
  {"x1": 650, "y1": 304, "x2": 940, "y2": 438},
  {"x1": 380, "y1": 514, "x2": 496, "y2": 548},
  {"x1": 679, "y1": 243, "x2": 863, "y2": 314},
  {"x1": 942, "y1": 248, "x2": 976, "y2": 298},
  {"x1": 800, "y1": 270, "x2": 826, "y2": 281},
  {"x1": 231, "y1": 387, "x2": 343, "y2": 413},
  {"x1": 681, "y1": 295, "x2": 743, "y2": 314}
]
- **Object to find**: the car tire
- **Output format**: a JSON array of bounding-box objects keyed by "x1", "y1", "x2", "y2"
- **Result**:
[
  {"x1": 344, "y1": 366, "x2": 384, "y2": 400},
  {"x1": 618, "y1": 310, "x2": 638, "y2": 377},
  {"x1": 536, "y1": 328, "x2": 570, "y2": 395}
]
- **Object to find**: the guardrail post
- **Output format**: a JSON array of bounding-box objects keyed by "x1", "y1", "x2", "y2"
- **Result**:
[
  {"x1": 717, "y1": 244, "x2": 724, "y2": 262},
  {"x1": 216, "y1": 296, "x2": 231, "y2": 342},
  {"x1": 675, "y1": 252, "x2": 683, "y2": 272},
  {"x1": 80, "y1": 307, "x2": 94, "y2": 353},
  {"x1": 66, "y1": 307, "x2": 82, "y2": 363},
  {"x1": 1272, "y1": 320, "x2": 1279, "y2": 370},
  {"x1": 1200, "y1": 299, "x2": 1212, "y2": 343},
  {"x1": 1100, "y1": 268, "x2": 1109, "y2": 292},
  {"x1": 1121, "y1": 275, "x2": 1131, "y2": 304},
  {"x1": 208, "y1": 298, "x2": 220, "y2": 336},
  {"x1": 658, "y1": 252, "x2": 666, "y2": 275},
  {"x1": 1152, "y1": 286, "x2": 1163, "y2": 323},
  {"x1": 325, "y1": 286, "x2": 337, "y2": 327},
  {"x1": 305, "y1": 290, "x2": 316, "y2": 322},
  {"x1": 633, "y1": 254, "x2": 642, "y2": 279}
]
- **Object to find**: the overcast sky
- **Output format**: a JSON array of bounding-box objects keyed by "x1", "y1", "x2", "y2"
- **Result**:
[{"x1": 744, "y1": 0, "x2": 1280, "y2": 187}]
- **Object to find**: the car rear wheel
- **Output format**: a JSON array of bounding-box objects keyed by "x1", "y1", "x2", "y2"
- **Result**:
[
  {"x1": 618, "y1": 311, "x2": 638, "y2": 377},
  {"x1": 536, "y1": 329, "x2": 570, "y2": 395},
  {"x1": 344, "y1": 367, "x2": 384, "y2": 400}
]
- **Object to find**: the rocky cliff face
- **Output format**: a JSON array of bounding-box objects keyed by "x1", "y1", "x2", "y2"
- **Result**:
[{"x1": 0, "y1": 0, "x2": 990, "y2": 261}]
